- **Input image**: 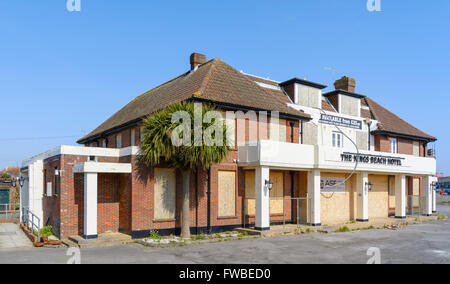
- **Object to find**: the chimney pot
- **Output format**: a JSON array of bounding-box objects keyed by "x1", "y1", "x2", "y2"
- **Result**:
[
  {"x1": 190, "y1": 53, "x2": 207, "y2": 70},
  {"x1": 334, "y1": 76, "x2": 356, "y2": 93}
]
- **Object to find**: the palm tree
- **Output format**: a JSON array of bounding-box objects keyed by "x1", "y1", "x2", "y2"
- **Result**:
[{"x1": 139, "y1": 102, "x2": 229, "y2": 238}]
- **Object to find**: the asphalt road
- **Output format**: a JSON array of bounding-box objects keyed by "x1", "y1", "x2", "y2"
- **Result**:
[{"x1": 1, "y1": 205, "x2": 449, "y2": 264}]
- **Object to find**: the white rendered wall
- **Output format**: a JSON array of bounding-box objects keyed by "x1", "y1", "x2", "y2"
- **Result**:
[
  {"x1": 422, "y1": 176, "x2": 433, "y2": 216},
  {"x1": 308, "y1": 170, "x2": 321, "y2": 226},
  {"x1": 255, "y1": 166, "x2": 270, "y2": 230},
  {"x1": 395, "y1": 175, "x2": 406, "y2": 218},
  {"x1": 356, "y1": 172, "x2": 369, "y2": 221},
  {"x1": 84, "y1": 173, "x2": 98, "y2": 238}
]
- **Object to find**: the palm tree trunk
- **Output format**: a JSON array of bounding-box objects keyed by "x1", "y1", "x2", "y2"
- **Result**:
[{"x1": 181, "y1": 170, "x2": 191, "y2": 238}]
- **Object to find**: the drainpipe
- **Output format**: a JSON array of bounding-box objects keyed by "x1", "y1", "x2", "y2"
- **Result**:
[
  {"x1": 367, "y1": 121, "x2": 372, "y2": 150},
  {"x1": 207, "y1": 167, "x2": 211, "y2": 234}
]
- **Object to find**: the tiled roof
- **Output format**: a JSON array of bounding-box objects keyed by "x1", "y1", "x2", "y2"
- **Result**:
[
  {"x1": 364, "y1": 97, "x2": 436, "y2": 141},
  {"x1": 78, "y1": 58, "x2": 310, "y2": 143}
]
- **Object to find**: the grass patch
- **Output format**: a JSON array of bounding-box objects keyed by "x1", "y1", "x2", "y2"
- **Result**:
[
  {"x1": 437, "y1": 201, "x2": 450, "y2": 205},
  {"x1": 336, "y1": 226, "x2": 350, "y2": 233},
  {"x1": 437, "y1": 214, "x2": 447, "y2": 220},
  {"x1": 149, "y1": 230, "x2": 161, "y2": 239},
  {"x1": 34, "y1": 226, "x2": 53, "y2": 237}
]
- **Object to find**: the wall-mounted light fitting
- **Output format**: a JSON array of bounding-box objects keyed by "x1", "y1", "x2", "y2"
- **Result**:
[{"x1": 265, "y1": 179, "x2": 274, "y2": 191}]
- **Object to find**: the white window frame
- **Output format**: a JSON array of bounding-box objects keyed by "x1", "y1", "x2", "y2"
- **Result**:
[
  {"x1": 389, "y1": 137, "x2": 397, "y2": 154},
  {"x1": 332, "y1": 131, "x2": 343, "y2": 148}
]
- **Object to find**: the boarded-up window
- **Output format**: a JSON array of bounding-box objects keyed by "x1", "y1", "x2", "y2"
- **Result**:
[
  {"x1": 154, "y1": 168, "x2": 176, "y2": 220},
  {"x1": 245, "y1": 170, "x2": 256, "y2": 215},
  {"x1": 244, "y1": 170, "x2": 284, "y2": 215},
  {"x1": 218, "y1": 171, "x2": 236, "y2": 217},
  {"x1": 413, "y1": 141, "x2": 420, "y2": 157},
  {"x1": 269, "y1": 172, "x2": 284, "y2": 214}
]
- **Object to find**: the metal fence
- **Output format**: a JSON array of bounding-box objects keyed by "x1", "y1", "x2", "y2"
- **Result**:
[
  {"x1": 22, "y1": 207, "x2": 41, "y2": 241},
  {"x1": 0, "y1": 203, "x2": 20, "y2": 221},
  {"x1": 406, "y1": 195, "x2": 424, "y2": 216}
]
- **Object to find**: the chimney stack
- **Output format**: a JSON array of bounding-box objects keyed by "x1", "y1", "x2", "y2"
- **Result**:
[
  {"x1": 190, "y1": 53, "x2": 207, "y2": 70},
  {"x1": 334, "y1": 76, "x2": 356, "y2": 93}
]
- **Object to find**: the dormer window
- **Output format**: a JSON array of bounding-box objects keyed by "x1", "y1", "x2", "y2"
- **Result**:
[{"x1": 279, "y1": 78, "x2": 326, "y2": 108}]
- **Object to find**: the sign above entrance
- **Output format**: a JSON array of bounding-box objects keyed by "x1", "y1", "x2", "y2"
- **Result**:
[
  {"x1": 319, "y1": 114, "x2": 362, "y2": 130},
  {"x1": 341, "y1": 152, "x2": 404, "y2": 166}
]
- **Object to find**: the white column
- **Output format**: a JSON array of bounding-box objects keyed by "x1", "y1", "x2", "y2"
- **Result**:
[
  {"x1": 422, "y1": 176, "x2": 433, "y2": 216},
  {"x1": 395, "y1": 175, "x2": 406, "y2": 218},
  {"x1": 356, "y1": 172, "x2": 369, "y2": 222},
  {"x1": 308, "y1": 170, "x2": 321, "y2": 226},
  {"x1": 432, "y1": 189, "x2": 437, "y2": 213},
  {"x1": 84, "y1": 173, "x2": 98, "y2": 239},
  {"x1": 255, "y1": 166, "x2": 270, "y2": 231}
]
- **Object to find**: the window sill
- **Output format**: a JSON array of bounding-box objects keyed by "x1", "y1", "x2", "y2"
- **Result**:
[
  {"x1": 152, "y1": 219, "x2": 176, "y2": 223},
  {"x1": 217, "y1": 216, "x2": 238, "y2": 220}
]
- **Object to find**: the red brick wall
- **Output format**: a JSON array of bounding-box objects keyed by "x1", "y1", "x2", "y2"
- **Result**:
[
  {"x1": 375, "y1": 134, "x2": 426, "y2": 156},
  {"x1": 398, "y1": 138, "x2": 413, "y2": 155},
  {"x1": 97, "y1": 174, "x2": 120, "y2": 234}
]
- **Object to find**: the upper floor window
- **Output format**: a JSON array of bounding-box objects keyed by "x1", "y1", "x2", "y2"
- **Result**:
[
  {"x1": 131, "y1": 129, "x2": 136, "y2": 146},
  {"x1": 332, "y1": 131, "x2": 343, "y2": 148},
  {"x1": 389, "y1": 138, "x2": 397, "y2": 154},
  {"x1": 140, "y1": 127, "x2": 145, "y2": 142},
  {"x1": 116, "y1": 134, "x2": 122, "y2": 148},
  {"x1": 102, "y1": 139, "x2": 107, "y2": 148}
]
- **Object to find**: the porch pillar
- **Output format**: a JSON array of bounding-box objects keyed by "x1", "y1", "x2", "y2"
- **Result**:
[
  {"x1": 395, "y1": 174, "x2": 406, "y2": 218},
  {"x1": 255, "y1": 166, "x2": 270, "y2": 231},
  {"x1": 422, "y1": 176, "x2": 433, "y2": 216},
  {"x1": 432, "y1": 188, "x2": 437, "y2": 213},
  {"x1": 307, "y1": 170, "x2": 321, "y2": 226},
  {"x1": 84, "y1": 173, "x2": 98, "y2": 239},
  {"x1": 356, "y1": 172, "x2": 369, "y2": 222}
]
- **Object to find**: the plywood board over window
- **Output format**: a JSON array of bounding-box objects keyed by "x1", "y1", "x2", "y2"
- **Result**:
[
  {"x1": 218, "y1": 171, "x2": 236, "y2": 217},
  {"x1": 244, "y1": 170, "x2": 284, "y2": 215},
  {"x1": 269, "y1": 171, "x2": 284, "y2": 214},
  {"x1": 154, "y1": 168, "x2": 176, "y2": 220}
]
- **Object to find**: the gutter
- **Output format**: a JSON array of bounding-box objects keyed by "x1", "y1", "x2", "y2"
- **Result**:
[{"x1": 371, "y1": 130, "x2": 437, "y2": 143}]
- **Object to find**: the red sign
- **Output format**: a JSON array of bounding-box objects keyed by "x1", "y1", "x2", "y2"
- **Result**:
[{"x1": 436, "y1": 173, "x2": 444, "y2": 178}]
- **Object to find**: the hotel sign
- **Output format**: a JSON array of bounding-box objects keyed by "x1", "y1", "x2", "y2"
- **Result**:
[
  {"x1": 341, "y1": 152, "x2": 404, "y2": 166},
  {"x1": 319, "y1": 114, "x2": 362, "y2": 130}
]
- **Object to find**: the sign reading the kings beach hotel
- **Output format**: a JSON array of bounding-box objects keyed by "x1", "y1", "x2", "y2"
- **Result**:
[
  {"x1": 319, "y1": 114, "x2": 362, "y2": 130},
  {"x1": 341, "y1": 152, "x2": 403, "y2": 166}
]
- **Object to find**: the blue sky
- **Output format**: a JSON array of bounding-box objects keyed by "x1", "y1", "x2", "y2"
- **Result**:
[{"x1": 0, "y1": 0, "x2": 448, "y2": 174}]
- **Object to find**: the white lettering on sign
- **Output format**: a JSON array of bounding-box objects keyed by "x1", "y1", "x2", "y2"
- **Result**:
[
  {"x1": 319, "y1": 114, "x2": 362, "y2": 130},
  {"x1": 341, "y1": 153, "x2": 403, "y2": 166}
]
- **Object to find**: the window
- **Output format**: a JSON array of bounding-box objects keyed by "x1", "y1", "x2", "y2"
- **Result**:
[
  {"x1": 102, "y1": 139, "x2": 107, "y2": 148},
  {"x1": 140, "y1": 127, "x2": 145, "y2": 142},
  {"x1": 116, "y1": 134, "x2": 122, "y2": 148},
  {"x1": 154, "y1": 168, "x2": 176, "y2": 220},
  {"x1": 332, "y1": 132, "x2": 343, "y2": 148},
  {"x1": 389, "y1": 138, "x2": 397, "y2": 153},
  {"x1": 218, "y1": 171, "x2": 236, "y2": 217},
  {"x1": 131, "y1": 129, "x2": 136, "y2": 146}
]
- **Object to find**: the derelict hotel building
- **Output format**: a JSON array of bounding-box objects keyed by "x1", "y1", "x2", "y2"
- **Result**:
[{"x1": 21, "y1": 53, "x2": 438, "y2": 239}]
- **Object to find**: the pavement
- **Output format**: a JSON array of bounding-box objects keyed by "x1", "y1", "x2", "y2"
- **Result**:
[
  {"x1": 0, "y1": 223, "x2": 32, "y2": 250},
  {"x1": 0, "y1": 205, "x2": 449, "y2": 264}
]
